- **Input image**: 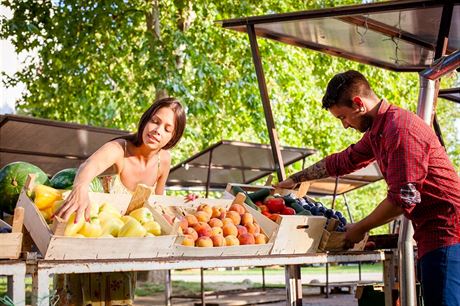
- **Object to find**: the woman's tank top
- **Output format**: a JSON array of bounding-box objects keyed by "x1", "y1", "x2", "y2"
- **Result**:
[{"x1": 109, "y1": 139, "x2": 161, "y2": 194}]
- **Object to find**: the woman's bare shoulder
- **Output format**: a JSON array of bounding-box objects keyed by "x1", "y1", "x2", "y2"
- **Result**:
[{"x1": 159, "y1": 150, "x2": 172, "y2": 165}]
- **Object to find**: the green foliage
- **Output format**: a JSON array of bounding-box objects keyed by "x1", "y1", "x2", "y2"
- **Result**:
[{"x1": 2, "y1": 0, "x2": 459, "y2": 229}]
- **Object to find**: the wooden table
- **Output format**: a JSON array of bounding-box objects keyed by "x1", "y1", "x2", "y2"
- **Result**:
[
  {"x1": 0, "y1": 260, "x2": 26, "y2": 306},
  {"x1": 26, "y1": 250, "x2": 393, "y2": 306}
]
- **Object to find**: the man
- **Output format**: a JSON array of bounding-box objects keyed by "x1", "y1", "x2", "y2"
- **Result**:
[{"x1": 275, "y1": 70, "x2": 460, "y2": 306}]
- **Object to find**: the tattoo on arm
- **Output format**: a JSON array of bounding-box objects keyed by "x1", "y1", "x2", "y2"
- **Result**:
[{"x1": 290, "y1": 159, "x2": 329, "y2": 183}]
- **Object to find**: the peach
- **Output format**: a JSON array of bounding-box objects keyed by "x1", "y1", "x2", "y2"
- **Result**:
[
  {"x1": 181, "y1": 235, "x2": 195, "y2": 247},
  {"x1": 211, "y1": 226, "x2": 223, "y2": 236},
  {"x1": 176, "y1": 216, "x2": 189, "y2": 231},
  {"x1": 245, "y1": 223, "x2": 260, "y2": 235},
  {"x1": 238, "y1": 233, "x2": 255, "y2": 245},
  {"x1": 254, "y1": 233, "x2": 268, "y2": 244},
  {"x1": 195, "y1": 211, "x2": 211, "y2": 223},
  {"x1": 222, "y1": 218, "x2": 234, "y2": 227},
  {"x1": 183, "y1": 227, "x2": 198, "y2": 241},
  {"x1": 225, "y1": 211, "x2": 241, "y2": 225},
  {"x1": 236, "y1": 225, "x2": 248, "y2": 237},
  {"x1": 185, "y1": 214, "x2": 198, "y2": 227},
  {"x1": 222, "y1": 224, "x2": 238, "y2": 237},
  {"x1": 229, "y1": 203, "x2": 245, "y2": 215},
  {"x1": 195, "y1": 236, "x2": 213, "y2": 247},
  {"x1": 210, "y1": 234, "x2": 226, "y2": 247},
  {"x1": 193, "y1": 222, "x2": 212, "y2": 237},
  {"x1": 208, "y1": 218, "x2": 223, "y2": 228},
  {"x1": 197, "y1": 204, "x2": 213, "y2": 216},
  {"x1": 225, "y1": 235, "x2": 240, "y2": 246},
  {"x1": 211, "y1": 206, "x2": 226, "y2": 219},
  {"x1": 241, "y1": 213, "x2": 253, "y2": 225}
]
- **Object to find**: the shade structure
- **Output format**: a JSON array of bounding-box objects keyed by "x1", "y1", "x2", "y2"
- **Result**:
[
  {"x1": 307, "y1": 162, "x2": 383, "y2": 197},
  {"x1": 218, "y1": 0, "x2": 459, "y2": 72},
  {"x1": 0, "y1": 115, "x2": 129, "y2": 176},
  {"x1": 167, "y1": 140, "x2": 316, "y2": 191},
  {"x1": 438, "y1": 87, "x2": 460, "y2": 103}
]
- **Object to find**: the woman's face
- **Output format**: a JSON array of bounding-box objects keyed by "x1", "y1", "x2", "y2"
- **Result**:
[{"x1": 142, "y1": 107, "x2": 176, "y2": 150}]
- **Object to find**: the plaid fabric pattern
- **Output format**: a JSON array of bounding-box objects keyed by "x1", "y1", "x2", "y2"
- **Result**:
[{"x1": 326, "y1": 100, "x2": 460, "y2": 258}]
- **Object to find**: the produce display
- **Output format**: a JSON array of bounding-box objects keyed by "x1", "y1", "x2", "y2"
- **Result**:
[
  {"x1": 31, "y1": 184, "x2": 163, "y2": 238},
  {"x1": 176, "y1": 203, "x2": 268, "y2": 247},
  {"x1": 241, "y1": 188, "x2": 349, "y2": 232}
]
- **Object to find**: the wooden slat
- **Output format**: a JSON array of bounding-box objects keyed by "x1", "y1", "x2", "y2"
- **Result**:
[
  {"x1": 125, "y1": 184, "x2": 153, "y2": 215},
  {"x1": 0, "y1": 233, "x2": 23, "y2": 259},
  {"x1": 232, "y1": 192, "x2": 246, "y2": 205},
  {"x1": 11, "y1": 207, "x2": 24, "y2": 233}
]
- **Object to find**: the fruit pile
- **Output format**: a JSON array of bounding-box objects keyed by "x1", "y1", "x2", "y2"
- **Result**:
[
  {"x1": 240, "y1": 187, "x2": 349, "y2": 232},
  {"x1": 177, "y1": 203, "x2": 268, "y2": 248},
  {"x1": 31, "y1": 184, "x2": 163, "y2": 238}
]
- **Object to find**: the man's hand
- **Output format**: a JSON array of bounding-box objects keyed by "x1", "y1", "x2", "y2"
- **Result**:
[
  {"x1": 344, "y1": 223, "x2": 366, "y2": 244},
  {"x1": 273, "y1": 178, "x2": 296, "y2": 189}
]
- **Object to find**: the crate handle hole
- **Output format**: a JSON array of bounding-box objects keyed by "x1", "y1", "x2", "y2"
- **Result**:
[{"x1": 296, "y1": 225, "x2": 309, "y2": 229}]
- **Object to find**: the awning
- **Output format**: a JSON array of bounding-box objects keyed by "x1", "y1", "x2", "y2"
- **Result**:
[
  {"x1": 167, "y1": 140, "x2": 316, "y2": 193},
  {"x1": 218, "y1": 0, "x2": 459, "y2": 72},
  {"x1": 0, "y1": 115, "x2": 129, "y2": 176}
]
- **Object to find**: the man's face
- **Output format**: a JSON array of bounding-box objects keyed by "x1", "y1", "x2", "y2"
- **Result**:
[{"x1": 329, "y1": 104, "x2": 372, "y2": 133}]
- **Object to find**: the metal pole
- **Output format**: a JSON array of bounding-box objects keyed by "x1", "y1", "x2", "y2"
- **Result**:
[
  {"x1": 200, "y1": 268, "x2": 206, "y2": 306},
  {"x1": 247, "y1": 24, "x2": 286, "y2": 181},
  {"x1": 262, "y1": 266, "x2": 266, "y2": 291},
  {"x1": 205, "y1": 149, "x2": 213, "y2": 198},
  {"x1": 342, "y1": 193, "x2": 354, "y2": 223},
  {"x1": 325, "y1": 263, "x2": 329, "y2": 298},
  {"x1": 165, "y1": 269, "x2": 172, "y2": 306},
  {"x1": 331, "y1": 177, "x2": 339, "y2": 209}
]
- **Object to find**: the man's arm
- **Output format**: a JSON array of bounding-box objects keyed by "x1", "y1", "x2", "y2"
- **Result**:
[
  {"x1": 345, "y1": 197, "x2": 404, "y2": 243},
  {"x1": 291, "y1": 159, "x2": 329, "y2": 183},
  {"x1": 274, "y1": 159, "x2": 328, "y2": 189}
]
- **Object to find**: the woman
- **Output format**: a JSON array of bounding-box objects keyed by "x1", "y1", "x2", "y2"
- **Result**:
[{"x1": 54, "y1": 97, "x2": 186, "y2": 305}]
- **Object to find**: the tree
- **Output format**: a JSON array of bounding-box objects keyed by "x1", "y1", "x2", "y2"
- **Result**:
[{"x1": 2, "y1": 0, "x2": 459, "y2": 233}]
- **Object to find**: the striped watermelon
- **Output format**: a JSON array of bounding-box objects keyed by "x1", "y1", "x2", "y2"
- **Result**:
[
  {"x1": 50, "y1": 168, "x2": 104, "y2": 192},
  {"x1": 0, "y1": 162, "x2": 49, "y2": 214}
]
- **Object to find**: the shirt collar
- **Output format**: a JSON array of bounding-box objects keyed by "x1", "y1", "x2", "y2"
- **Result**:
[{"x1": 369, "y1": 99, "x2": 390, "y2": 137}]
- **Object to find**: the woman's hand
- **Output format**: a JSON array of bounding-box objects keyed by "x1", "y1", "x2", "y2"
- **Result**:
[
  {"x1": 273, "y1": 178, "x2": 296, "y2": 189},
  {"x1": 54, "y1": 185, "x2": 91, "y2": 223},
  {"x1": 184, "y1": 193, "x2": 199, "y2": 202}
]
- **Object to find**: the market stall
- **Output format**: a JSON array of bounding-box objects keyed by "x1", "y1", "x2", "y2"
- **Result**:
[{"x1": 218, "y1": 0, "x2": 459, "y2": 305}]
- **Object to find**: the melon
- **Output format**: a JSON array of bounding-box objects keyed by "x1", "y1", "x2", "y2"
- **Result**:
[
  {"x1": 50, "y1": 168, "x2": 104, "y2": 192},
  {"x1": 0, "y1": 162, "x2": 49, "y2": 214}
]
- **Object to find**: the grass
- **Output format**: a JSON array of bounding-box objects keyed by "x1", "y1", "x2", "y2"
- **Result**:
[{"x1": 172, "y1": 263, "x2": 383, "y2": 276}]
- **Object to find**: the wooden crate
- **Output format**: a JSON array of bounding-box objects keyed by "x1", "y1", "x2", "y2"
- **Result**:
[
  {"x1": 225, "y1": 183, "x2": 326, "y2": 255},
  {"x1": 0, "y1": 207, "x2": 24, "y2": 259},
  {"x1": 151, "y1": 193, "x2": 274, "y2": 257},
  {"x1": 17, "y1": 181, "x2": 177, "y2": 260},
  {"x1": 318, "y1": 219, "x2": 368, "y2": 252}
]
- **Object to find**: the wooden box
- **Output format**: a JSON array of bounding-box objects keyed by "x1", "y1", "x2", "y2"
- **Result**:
[
  {"x1": 0, "y1": 207, "x2": 24, "y2": 259},
  {"x1": 17, "y1": 183, "x2": 177, "y2": 260},
  {"x1": 225, "y1": 183, "x2": 326, "y2": 255},
  {"x1": 318, "y1": 219, "x2": 368, "y2": 252},
  {"x1": 151, "y1": 194, "x2": 274, "y2": 257}
]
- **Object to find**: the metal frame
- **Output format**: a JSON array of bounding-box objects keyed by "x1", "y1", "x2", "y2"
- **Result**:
[
  {"x1": 26, "y1": 251, "x2": 389, "y2": 306},
  {"x1": 438, "y1": 87, "x2": 460, "y2": 104}
]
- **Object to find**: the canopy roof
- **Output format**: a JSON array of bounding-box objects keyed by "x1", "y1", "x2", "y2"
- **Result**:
[
  {"x1": 219, "y1": 0, "x2": 459, "y2": 72},
  {"x1": 0, "y1": 115, "x2": 129, "y2": 176},
  {"x1": 439, "y1": 87, "x2": 460, "y2": 104},
  {"x1": 167, "y1": 140, "x2": 316, "y2": 190}
]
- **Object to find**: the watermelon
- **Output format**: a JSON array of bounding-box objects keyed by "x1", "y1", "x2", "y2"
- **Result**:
[
  {"x1": 0, "y1": 162, "x2": 49, "y2": 214},
  {"x1": 50, "y1": 168, "x2": 104, "y2": 192}
]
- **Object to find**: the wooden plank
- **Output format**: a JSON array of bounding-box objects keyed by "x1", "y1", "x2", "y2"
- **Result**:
[
  {"x1": 125, "y1": 184, "x2": 153, "y2": 215},
  {"x1": 270, "y1": 215, "x2": 326, "y2": 254},
  {"x1": 11, "y1": 207, "x2": 25, "y2": 233},
  {"x1": 0, "y1": 233, "x2": 23, "y2": 259},
  {"x1": 16, "y1": 189, "x2": 52, "y2": 257},
  {"x1": 295, "y1": 181, "x2": 310, "y2": 198},
  {"x1": 232, "y1": 192, "x2": 246, "y2": 205},
  {"x1": 50, "y1": 216, "x2": 66, "y2": 236}
]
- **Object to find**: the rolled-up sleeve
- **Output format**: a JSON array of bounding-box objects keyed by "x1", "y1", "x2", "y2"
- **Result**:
[
  {"x1": 325, "y1": 132, "x2": 375, "y2": 177},
  {"x1": 386, "y1": 128, "x2": 429, "y2": 214}
]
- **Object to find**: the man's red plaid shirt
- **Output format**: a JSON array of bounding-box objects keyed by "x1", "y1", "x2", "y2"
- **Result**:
[{"x1": 325, "y1": 100, "x2": 460, "y2": 258}]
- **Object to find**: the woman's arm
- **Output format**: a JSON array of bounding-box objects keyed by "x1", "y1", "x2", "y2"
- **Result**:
[
  {"x1": 154, "y1": 150, "x2": 171, "y2": 195},
  {"x1": 55, "y1": 140, "x2": 125, "y2": 222}
]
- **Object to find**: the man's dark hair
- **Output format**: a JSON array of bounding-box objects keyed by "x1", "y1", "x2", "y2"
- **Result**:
[{"x1": 322, "y1": 70, "x2": 374, "y2": 110}]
